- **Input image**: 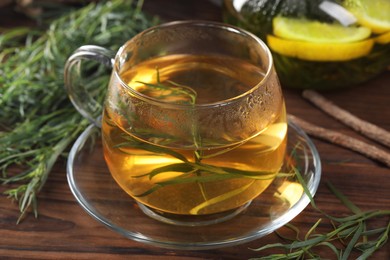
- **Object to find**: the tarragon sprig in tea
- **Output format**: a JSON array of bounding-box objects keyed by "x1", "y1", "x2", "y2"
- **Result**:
[
  {"x1": 115, "y1": 68, "x2": 282, "y2": 213},
  {"x1": 0, "y1": 0, "x2": 159, "y2": 223},
  {"x1": 136, "y1": 68, "x2": 198, "y2": 104}
]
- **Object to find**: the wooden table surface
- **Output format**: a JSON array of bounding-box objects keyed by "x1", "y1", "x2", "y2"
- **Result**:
[{"x1": 1, "y1": 0, "x2": 389, "y2": 259}]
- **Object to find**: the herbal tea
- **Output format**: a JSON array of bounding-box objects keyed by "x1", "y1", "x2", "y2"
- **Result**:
[{"x1": 102, "y1": 54, "x2": 287, "y2": 215}]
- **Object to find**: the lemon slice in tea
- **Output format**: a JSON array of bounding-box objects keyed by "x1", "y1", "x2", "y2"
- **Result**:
[
  {"x1": 267, "y1": 35, "x2": 374, "y2": 61},
  {"x1": 345, "y1": 0, "x2": 390, "y2": 34},
  {"x1": 272, "y1": 16, "x2": 371, "y2": 43}
]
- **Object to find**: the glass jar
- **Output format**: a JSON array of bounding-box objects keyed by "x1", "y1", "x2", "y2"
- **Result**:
[{"x1": 223, "y1": 0, "x2": 390, "y2": 89}]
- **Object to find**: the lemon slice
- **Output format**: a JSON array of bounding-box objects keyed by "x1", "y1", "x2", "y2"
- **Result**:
[
  {"x1": 345, "y1": 0, "x2": 390, "y2": 34},
  {"x1": 375, "y1": 31, "x2": 390, "y2": 44},
  {"x1": 267, "y1": 35, "x2": 374, "y2": 61},
  {"x1": 273, "y1": 16, "x2": 371, "y2": 43}
]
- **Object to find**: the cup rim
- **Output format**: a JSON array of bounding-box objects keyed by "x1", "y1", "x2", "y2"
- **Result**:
[{"x1": 113, "y1": 20, "x2": 274, "y2": 109}]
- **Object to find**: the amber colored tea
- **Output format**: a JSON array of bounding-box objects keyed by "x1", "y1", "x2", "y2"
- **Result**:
[{"x1": 102, "y1": 54, "x2": 287, "y2": 215}]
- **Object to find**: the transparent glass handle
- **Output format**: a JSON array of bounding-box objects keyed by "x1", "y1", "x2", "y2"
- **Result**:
[{"x1": 64, "y1": 45, "x2": 115, "y2": 127}]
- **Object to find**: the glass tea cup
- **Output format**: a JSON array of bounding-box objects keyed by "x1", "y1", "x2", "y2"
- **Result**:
[{"x1": 64, "y1": 21, "x2": 287, "y2": 226}]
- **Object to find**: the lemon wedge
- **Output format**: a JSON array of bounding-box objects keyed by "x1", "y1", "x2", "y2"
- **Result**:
[
  {"x1": 273, "y1": 16, "x2": 371, "y2": 43},
  {"x1": 345, "y1": 0, "x2": 390, "y2": 34},
  {"x1": 267, "y1": 35, "x2": 374, "y2": 61}
]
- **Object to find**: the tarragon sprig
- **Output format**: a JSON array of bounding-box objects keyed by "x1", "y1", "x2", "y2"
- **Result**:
[
  {"x1": 135, "y1": 68, "x2": 198, "y2": 104},
  {"x1": 115, "y1": 68, "x2": 281, "y2": 213},
  {"x1": 0, "y1": 0, "x2": 159, "y2": 223},
  {"x1": 115, "y1": 135, "x2": 279, "y2": 198},
  {"x1": 251, "y1": 178, "x2": 390, "y2": 259}
]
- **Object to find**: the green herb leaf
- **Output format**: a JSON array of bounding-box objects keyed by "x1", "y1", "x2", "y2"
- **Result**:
[
  {"x1": 116, "y1": 138, "x2": 189, "y2": 163},
  {"x1": 133, "y1": 163, "x2": 194, "y2": 179}
]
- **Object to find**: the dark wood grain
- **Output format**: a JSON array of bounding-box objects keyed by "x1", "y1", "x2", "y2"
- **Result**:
[{"x1": 1, "y1": 0, "x2": 389, "y2": 259}]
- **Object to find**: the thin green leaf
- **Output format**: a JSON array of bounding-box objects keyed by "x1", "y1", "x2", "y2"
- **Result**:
[
  {"x1": 156, "y1": 172, "x2": 241, "y2": 186},
  {"x1": 341, "y1": 221, "x2": 364, "y2": 260},
  {"x1": 360, "y1": 227, "x2": 389, "y2": 237},
  {"x1": 356, "y1": 246, "x2": 379, "y2": 260},
  {"x1": 219, "y1": 165, "x2": 275, "y2": 178},
  {"x1": 293, "y1": 165, "x2": 317, "y2": 209},
  {"x1": 134, "y1": 172, "x2": 244, "y2": 198},
  {"x1": 250, "y1": 242, "x2": 288, "y2": 251},
  {"x1": 305, "y1": 218, "x2": 322, "y2": 240},
  {"x1": 133, "y1": 185, "x2": 162, "y2": 197},
  {"x1": 189, "y1": 181, "x2": 254, "y2": 214},
  {"x1": 327, "y1": 181, "x2": 361, "y2": 214},
  {"x1": 116, "y1": 139, "x2": 189, "y2": 163},
  {"x1": 317, "y1": 241, "x2": 341, "y2": 258},
  {"x1": 275, "y1": 223, "x2": 300, "y2": 242},
  {"x1": 133, "y1": 163, "x2": 194, "y2": 179}
]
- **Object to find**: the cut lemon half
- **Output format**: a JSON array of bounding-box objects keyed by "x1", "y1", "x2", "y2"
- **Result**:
[
  {"x1": 345, "y1": 0, "x2": 390, "y2": 34},
  {"x1": 267, "y1": 35, "x2": 374, "y2": 61},
  {"x1": 273, "y1": 16, "x2": 371, "y2": 43}
]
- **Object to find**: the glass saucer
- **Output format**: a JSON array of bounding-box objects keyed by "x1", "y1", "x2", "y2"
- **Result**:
[{"x1": 67, "y1": 120, "x2": 321, "y2": 250}]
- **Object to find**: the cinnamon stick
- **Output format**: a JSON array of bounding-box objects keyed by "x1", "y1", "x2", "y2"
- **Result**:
[
  {"x1": 288, "y1": 114, "x2": 390, "y2": 168},
  {"x1": 302, "y1": 90, "x2": 390, "y2": 148}
]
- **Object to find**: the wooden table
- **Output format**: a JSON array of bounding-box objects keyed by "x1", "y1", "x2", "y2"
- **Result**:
[{"x1": 1, "y1": 0, "x2": 389, "y2": 259}]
